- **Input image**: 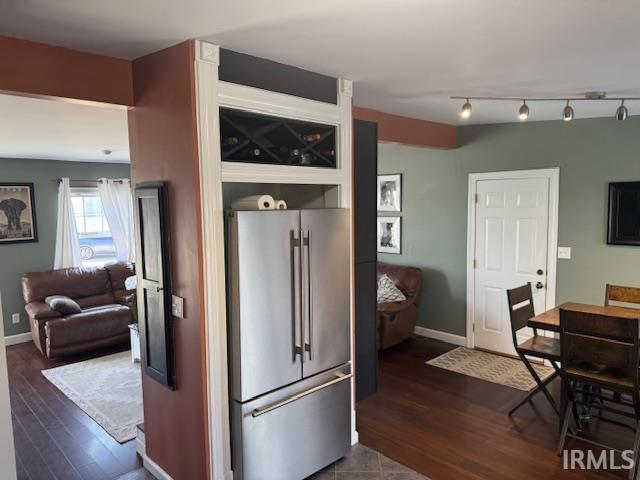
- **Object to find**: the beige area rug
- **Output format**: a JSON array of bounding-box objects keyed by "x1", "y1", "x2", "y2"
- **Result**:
[
  {"x1": 42, "y1": 351, "x2": 143, "y2": 443},
  {"x1": 427, "y1": 347, "x2": 554, "y2": 391}
]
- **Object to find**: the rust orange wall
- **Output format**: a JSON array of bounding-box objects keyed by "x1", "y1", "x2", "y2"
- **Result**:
[
  {"x1": 128, "y1": 40, "x2": 209, "y2": 480},
  {"x1": 0, "y1": 35, "x2": 134, "y2": 106},
  {"x1": 353, "y1": 106, "x2": 457, "y2": 149}
]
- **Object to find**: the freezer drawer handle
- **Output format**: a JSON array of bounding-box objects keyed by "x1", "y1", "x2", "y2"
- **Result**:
[{"x1": 251, "y1": 372, "x2": 353, "y2": 418}]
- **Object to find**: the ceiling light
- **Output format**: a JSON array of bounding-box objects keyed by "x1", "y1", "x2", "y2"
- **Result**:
[
  {"x1": 518, "y1": 101, "x2": 529, "y2": 121},
  {"x1": 562, "y1": 101, "x2": 574, "y2": 122},
  {"x1": 460, "y1": 98, "x2": 472, "y2": 119},
  {"x1": 615, "y1": 100, "x2": 628, "y2": 121},
  {"x1": 102, "y1": 149, "x2": 113, "y2": 155}
]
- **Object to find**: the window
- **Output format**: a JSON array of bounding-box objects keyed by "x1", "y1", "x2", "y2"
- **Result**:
[{"x1": 71, "y1": 188, "x2": 117, "y2": 267}]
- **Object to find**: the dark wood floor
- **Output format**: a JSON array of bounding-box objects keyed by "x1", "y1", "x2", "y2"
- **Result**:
[
  {"x1": 357, "y1": 336, "x2": 633, "y2": 480},
  {"x1": 6, "y1": 342, "x2": 146, "y2": 480}
]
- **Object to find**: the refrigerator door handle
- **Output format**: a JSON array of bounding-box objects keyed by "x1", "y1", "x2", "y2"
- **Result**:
[
  {"x1": 291, "y1": 230, "x2": 303, "y2": 361},
  {"x1": 251, "y1": 372, "x2": 353, "y2": 418},
  {"x1": 303, "y1": 229, "x2": 313, "y2": 360}
]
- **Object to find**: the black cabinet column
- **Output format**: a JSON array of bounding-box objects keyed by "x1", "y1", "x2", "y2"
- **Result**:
[{"x1": 353, "y1": 120, "x2": 378, "y2": 402}]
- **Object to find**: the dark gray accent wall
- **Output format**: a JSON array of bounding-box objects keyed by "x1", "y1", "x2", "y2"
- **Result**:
[
  {"x1": 219, "y1": 49, "x2": 338, "y2": 104},
  {"x1": 0, "y1": 158, "x2": 130, "y2": 337},
  {"x1": 378, "y1": 117, "x2": 640, "y2": 337}
]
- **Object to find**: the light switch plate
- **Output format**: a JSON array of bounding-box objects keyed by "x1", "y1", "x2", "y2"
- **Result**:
[
  {"x1": 558, "y1": 247, "x2": 572, "y2": 259},
  {"x1": 11, "y1": 313, "x2": 20, "y2": 324},
  {"x1": 171, "y1": 295, "x2": 184, "y2": 319}
]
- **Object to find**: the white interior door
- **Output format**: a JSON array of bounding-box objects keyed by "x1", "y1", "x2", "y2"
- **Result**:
[{"x1": 472, "y1": 176, "x2": 551, "y2": 355}]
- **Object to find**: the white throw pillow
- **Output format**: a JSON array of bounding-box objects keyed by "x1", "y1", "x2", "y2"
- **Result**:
[{"x1": 377, "y1": 274, "x2": 407, "y2": 304}]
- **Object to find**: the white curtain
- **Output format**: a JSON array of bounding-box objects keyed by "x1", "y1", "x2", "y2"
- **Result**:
[
  {"x1": 54, "y1": 177, "x2": 81, "y2": 269},
  {"x1": 98, "y1": 178, "x2": 135, "y2": 263}
]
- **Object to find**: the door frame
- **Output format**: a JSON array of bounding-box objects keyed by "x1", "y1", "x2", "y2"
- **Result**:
[{"x1": 465, "y1": 167, "x2": 560, "y2": 349}]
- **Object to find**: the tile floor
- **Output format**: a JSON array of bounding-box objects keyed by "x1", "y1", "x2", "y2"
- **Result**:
[{"x1": 307, "y1": 444, "x2": 429, "y2": 480}]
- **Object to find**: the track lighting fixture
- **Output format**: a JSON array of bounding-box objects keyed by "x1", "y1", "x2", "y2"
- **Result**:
[
  {"x1": 460, "y1": 98, "x2": 472, "y2": 119},
  {"x1": 615, "y1": 100, "x2": 628, "y2": 121},
  {"x1": 450, "y1": 92, "x2": 637, "y2": 122},
  {"x1": 518, "y1": 101, "x2": 529, "y2": 121},
  {"x1": 562, "y1": 101, "x2": 574, "y2": 122}
]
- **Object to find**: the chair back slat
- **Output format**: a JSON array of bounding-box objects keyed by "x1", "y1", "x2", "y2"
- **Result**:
[
  {"x1": 560, "y1": 309, "x2": 639, "y2": 391},
  {"x1": 506, "y1": 284, "x2": 535, "y2": 347},
  {"x1": 605, "y1": 284, "x2": 640, "y2": 307},
  {"x1": 563, "y1": 311, "x2": 637, "y2": 343}
]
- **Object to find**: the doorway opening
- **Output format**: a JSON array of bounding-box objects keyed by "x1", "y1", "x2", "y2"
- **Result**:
[{"x1": 0, "y1": 92, "x2": 144, "y2": 480}]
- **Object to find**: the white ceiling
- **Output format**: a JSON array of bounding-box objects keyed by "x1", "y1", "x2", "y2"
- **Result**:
[
  {"x1": 2, "y1": 0, "x2": 640, "y2": 125},
  {"x1": 0, "y1": 94, "x2": 129, "y2": 162}
]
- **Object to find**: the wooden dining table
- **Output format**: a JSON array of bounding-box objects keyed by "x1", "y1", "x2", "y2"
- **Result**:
[
  {"x1": 527, "y1": 301, "x2": 640, "y2": 429},
  {"x1": 527, "y1": 301, "x2": 640, "y2": 333}
]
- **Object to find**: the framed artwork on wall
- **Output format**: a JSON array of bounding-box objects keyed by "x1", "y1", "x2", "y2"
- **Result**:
[
  {"x1": 377, "y1": 216, "x2": 401, "y2": 254},
  {"x1": 0, "y1": 183, "x2": 37, "y2": 244},
  {"x1": 377, "y1": 174, "x2": 402, "y2": 212},
  {"x1": 607, "y1": 181, "x2": 640, "y2": 246}
]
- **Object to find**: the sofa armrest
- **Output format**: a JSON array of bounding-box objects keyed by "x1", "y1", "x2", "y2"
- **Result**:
[
  {"x1": 117, "y1": 294, "x2": 134, "y2": 307},
  {"x1": 25, "y1": 302, "x2": 62, "y2": 320},
  {"x1": 377, "y1": 298, "x2": 416, "y2": 315}
]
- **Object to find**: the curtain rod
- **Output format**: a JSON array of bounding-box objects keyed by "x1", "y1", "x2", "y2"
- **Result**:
[{"x1": 54, "y1": 178, "x2": 126, "y2": 184}]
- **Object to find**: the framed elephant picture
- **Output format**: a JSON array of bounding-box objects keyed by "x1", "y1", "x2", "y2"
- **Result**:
[{"x1": 0, "y1": 183, "x2": 37, "y2": 244}]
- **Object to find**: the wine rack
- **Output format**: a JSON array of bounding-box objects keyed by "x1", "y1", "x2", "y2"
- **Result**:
[{"x1": 219, "y1": 108, "x2": 337, "y2": 168}]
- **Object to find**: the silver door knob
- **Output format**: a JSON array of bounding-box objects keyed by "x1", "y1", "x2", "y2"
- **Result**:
[{"x1": 535, "y1": 281, "x2": 544, "y2": 289}]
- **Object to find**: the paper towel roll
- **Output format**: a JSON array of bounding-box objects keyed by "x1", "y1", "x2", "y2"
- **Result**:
[
  {"x1": 275, "y1": 200, "x2": 288, "y2": 210},
  {"x1": 232, "y1": 195, "x2": 275, "y2": 210}
]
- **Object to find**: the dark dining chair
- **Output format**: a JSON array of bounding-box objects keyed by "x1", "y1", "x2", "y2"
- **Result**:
[
  {"x1": 606, "y1": 284, "x2": 640, "y2": 307},
  {"x1": 557, "y1": 309, "x2": 640, "y2": 480},
  {"x1": 506, "y1": 284, "x2": 561, "y2": 416}
]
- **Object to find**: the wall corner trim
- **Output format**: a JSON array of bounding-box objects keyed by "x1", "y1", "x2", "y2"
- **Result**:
[
  {"x1": 414, "y1": 326, "x2": 467, "y2": 346},
  {"x1": 197, "y1": 41, "x2": 220, "y2": 65},
  {"x1": 339, "y1": 78, "x2": 353, "y2": 97}
]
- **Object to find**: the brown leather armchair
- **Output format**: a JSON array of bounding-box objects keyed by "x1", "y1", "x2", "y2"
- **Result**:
[
  {"x1": 21, "y1": 262, "x2": 135, "y2": 358},
  {"x1": 377, "y1": 263, "x2": 423, "y2": 350}
]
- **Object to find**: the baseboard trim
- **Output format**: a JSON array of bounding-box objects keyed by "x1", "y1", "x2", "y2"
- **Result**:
[
  {"x1": 414, "y1": 326, "x2": 466, "y2": 346},
  {"x1": 135, "y1": 426, "x2": 145, "y2": 457},
  {"x1": 4, "y1": 332, "x2": 32, "y2": 346},
  {"x1": 143, "y1": 454, "x2": 174, "y2": 480}
]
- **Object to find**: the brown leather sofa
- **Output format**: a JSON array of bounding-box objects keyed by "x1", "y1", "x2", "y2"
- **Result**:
[
  {"x1": 377, "y1": 263, "x2": 423, "y2": 350},
  {"x1": 21, "y1": 262, "x2": 135, "y2": 358}
]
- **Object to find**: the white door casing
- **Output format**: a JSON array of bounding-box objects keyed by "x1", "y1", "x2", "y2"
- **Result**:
[{"x1": 466, "y1": 168, "x2": 559, "y2": 354}]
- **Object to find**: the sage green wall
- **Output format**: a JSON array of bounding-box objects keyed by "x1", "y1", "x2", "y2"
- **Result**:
[
  {"x1": 0, "y1": 158, "x2": 130, "y2": 337},
  {"x1": 378, "y1": 116, "x2": 640, "y2": 337}
]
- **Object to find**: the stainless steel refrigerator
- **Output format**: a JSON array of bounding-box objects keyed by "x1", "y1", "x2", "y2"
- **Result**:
[{"x1": 227, "y1": 209, "x2": 352, "y2": 480}]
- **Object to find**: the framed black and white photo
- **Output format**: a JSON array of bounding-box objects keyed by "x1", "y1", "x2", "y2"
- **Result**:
[
  {"x1": 377, "y1": 216, "x2": 401, "y2": 254},
  {"x1": 377, "y1": 174, "x2": 402, "y2": 212},
  {"x1": 0, "y1": 183, "x2": 37, "y2": 244}
]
